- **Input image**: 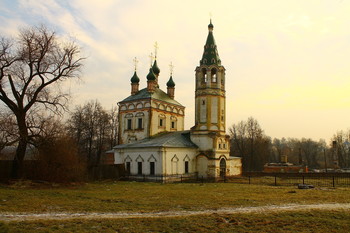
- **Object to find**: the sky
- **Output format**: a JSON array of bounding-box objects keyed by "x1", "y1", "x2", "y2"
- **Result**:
[{"x1": 1, "y1": 0, "x2": 350, "y2": 142}]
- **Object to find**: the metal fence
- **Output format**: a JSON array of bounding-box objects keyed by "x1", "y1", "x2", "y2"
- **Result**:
[
  {"x1": 236, "y1": 172, "x2": 350, "y2": 187},
  {"x1": 122, "y1": 172, "x2": 350, "y2": 187}
]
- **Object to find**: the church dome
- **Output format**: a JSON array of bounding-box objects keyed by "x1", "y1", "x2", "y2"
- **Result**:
[
  {"x1": 130, "y1": 71, "x2": 140, "y2": 83},
  {"x1": 166, "y1": 76, "x2": 175, "y2": 88},
  {"x1": 152, "y1": 60, "x2": 160, "y2": 75},
  {"x1": 147, "y1": 68, "x2": 156, "y2": 81}
]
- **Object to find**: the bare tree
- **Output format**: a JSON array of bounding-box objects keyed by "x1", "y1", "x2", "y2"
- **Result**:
[
  {"x1": 0, "y1": 26, "x2": 84, "y2": 178},
  {"x1": 67, "y1": 100, "x2": 117, "y2": 167},
  {"x1": 229, "y1": 117, "x2": 270, "y2": 172}
]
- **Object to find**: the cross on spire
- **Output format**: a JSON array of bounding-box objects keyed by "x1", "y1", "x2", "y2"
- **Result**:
[
  {"x1": 169, "y1": 62, "x2": 174, "y2": 76},
  {"x1": 149, "y1": 53, "x2": 154, "y2": 67},
  {"x1": 154, "y1": 41, "x2": 159, "y2": 58},
  {"x1": 133, "y1": 57, "x2": 139, "y2": 71}
]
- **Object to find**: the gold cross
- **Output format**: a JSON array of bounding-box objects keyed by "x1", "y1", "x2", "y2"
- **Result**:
[
  {"x1": 169, "y1": 62, "x2": 174, "y2": 76},
  {"x1": 133, "y1": 57, "x2": 139, "y2": 71},
  {"x1": 154, "y1": 42, "x2": 159, "y2": 58},
  {"x1": 149, "y1": 53, "x2": 154, "y2": 67}
]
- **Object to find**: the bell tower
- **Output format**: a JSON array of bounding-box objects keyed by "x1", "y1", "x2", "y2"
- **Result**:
[
  {"x1": 193, "y1": 19, "x2": 226, "y2": 133},
  {"x1": 191, "y1": 20, "x2": 231, "y2": 178}
]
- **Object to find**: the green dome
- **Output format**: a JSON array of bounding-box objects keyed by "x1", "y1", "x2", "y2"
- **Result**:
[
  {"x1": 147, "y1": 68, "x2": 156, "y2": 81},
  {"x1": 166, "y1": 76, "x2": 175, "y2": 87},
  {"x1": 130, "y1": 71, "x2": 140, "y2": 83},
  {"x1": 152, "y1": 60, "x2": 160, "y2": 75}
]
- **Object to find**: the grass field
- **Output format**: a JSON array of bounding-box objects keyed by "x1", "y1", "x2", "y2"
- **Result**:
[{"x1": 0, "y1": 181, "x2": 349, "y2": 232}]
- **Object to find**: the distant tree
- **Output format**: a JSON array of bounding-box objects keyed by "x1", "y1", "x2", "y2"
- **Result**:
[
  {"x1": 67, "y1": 100, "x2": 118, "y2": 167},
  {"x1": 229, "y1": 117, "x2": 271, "y2": 172},
  {"x1": 331, "y1": 130, "x2": 350, "y2": 168},
  {"x1": 270, "y1": 137, "x2": 327, "y2": 169},
  {"x1": 299, "y1": 138, "x2": 321, "y2": 168},
  {"x1": 0, "y1": 25, "x2": 84, "y2": 178}
]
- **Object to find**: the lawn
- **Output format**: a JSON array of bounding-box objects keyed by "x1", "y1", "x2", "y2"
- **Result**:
[{"x1": 0, "y1": 181, "x2": 349, "y2": 232}]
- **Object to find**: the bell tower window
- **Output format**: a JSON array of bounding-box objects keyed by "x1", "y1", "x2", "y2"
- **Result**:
[
  {"x1": 202, "y1": 68, "x2": 207, "y2": 83},
  {"x1": 211, "y1": 68, "x2": 217, "y2": 83}
]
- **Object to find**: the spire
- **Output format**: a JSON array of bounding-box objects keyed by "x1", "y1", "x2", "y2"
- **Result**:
[
  {"x1": 131, "y1": 57, "x2": 140, "y2": 83},
  {"x1": 130, "y1": 57, "x2": 140, "y2": 95},
  {"x1": 200, "y1": 19, "x2": 221, "y2": 66},
  {"x1": 167, "y1": 62, "x2": 175, "y2": 87}
]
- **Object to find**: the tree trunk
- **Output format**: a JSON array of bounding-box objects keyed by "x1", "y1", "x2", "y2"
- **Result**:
[{"x1": 11, "y1": 114, "x2": 28, "y2": 179}]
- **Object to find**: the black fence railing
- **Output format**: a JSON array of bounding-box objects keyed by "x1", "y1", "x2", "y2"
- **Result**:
[{"x1": 122, "y1": 172, "x2": 350, "y2": 187}]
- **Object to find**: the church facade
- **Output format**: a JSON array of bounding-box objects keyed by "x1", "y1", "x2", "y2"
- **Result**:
[{"x1": 114, "y1": 21, "x2": 242, "y2": 178}]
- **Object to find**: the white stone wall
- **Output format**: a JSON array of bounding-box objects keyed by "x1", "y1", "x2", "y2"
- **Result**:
[
  {"x1": 190, "y1": 133, "x2": 213, "y2": 151},
  {"x1": 162, "y1": 148, "x2": 197, "y2": 175},
  {"x1": 114, "y1": 147, "x2": 197, "y2": 176}
]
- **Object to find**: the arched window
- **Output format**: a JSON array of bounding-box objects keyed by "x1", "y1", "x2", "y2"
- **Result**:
[
  {"x1": 202, "y1": 68, "x2": 207, "y2": 83},
  {"x1": 135, "y1": 112, "x2": 144, "y2": 130},
  {"x1": 158, "y1": 114, "x2": 166, "y2": 128},
  {"x1": 125, "y1": 113, "x2": 133, "y2": 130},
  {"x1": 211, "y1": 68, "x2": 217, "y2": 83},
  {"x1": 170, "y1": 116, "x2": 177, "y2": 130}
]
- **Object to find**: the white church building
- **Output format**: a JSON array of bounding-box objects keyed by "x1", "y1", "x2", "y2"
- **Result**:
[{"x1": 114, "y1": 21, "x2": 242, "y2": 178}]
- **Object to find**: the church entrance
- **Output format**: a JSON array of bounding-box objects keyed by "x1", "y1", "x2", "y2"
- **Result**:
[{"x1": 219, "y1": 158, "x2": 226, "y2": 178}]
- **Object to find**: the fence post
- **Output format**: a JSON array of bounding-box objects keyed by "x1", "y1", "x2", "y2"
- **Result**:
[
  {"x1": 274, "y1": 175, "x2": 277, "y2": 186},
  {"x1": 181, "y1": 175, "x2": 182, "y2": 183},
  {"x1": 302, "y1": 175, "x2": 305, "y2": 185},
  {"x1": 248, "y1": 176, "x2": 251, "y2": 184},
  {"x1": 333, "y1": 176, "x2": 335, "y2": 188}
]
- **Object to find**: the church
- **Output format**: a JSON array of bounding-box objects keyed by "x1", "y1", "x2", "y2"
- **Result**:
[{"x1": 114, "y1": 21, "x2": 242, "y2": 178}]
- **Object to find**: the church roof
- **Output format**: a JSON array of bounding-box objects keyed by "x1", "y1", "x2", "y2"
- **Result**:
[
  {"x1": 114, "y1": 131, "x2": 198, "y2": 149},
  {"x1": 120, "y1": 87, "x2": 183, "y2": 106},
  {"x1": 200, "y1": 20, "x2": 221, "y2": 66}
]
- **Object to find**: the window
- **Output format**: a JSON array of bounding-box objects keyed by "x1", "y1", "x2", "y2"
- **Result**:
[
  {"x1": 150, "y1": 162, "x2": 155, "y2": 175},
  {"x1": 158, "y1": 114, "x2": 165, "y2": 128},
  {"x1": 126, "y1": 162, "x2": 131, "y2": 174},
  {"x1": 223, "y1": 143, "x2": 226, "y2": 149},
  {"x1": 138, "y1": 118, "x2": 143, "y2": 129},
  {"x1": 211, "y1": 68, "x2": 217, "y2": 83},
  {"x1": 138, "y1": 162, "x2": 142, "y2": 175},
  {"x1": 202, "y1": 100, "x2": 205, "y2": 105},
  {"x1": 127, "y1": 119, "x2": 132, "y2": 130},
  {"x1": 212, "y1": 74, "x2": 217, "y2": 82},
  {"x1": 219, "y1": 143, "x2": 222, "y2": 149},
  {"x1": 170, "y1": 116, "x2": 177, "y2": 130},
  {"x1": 185, "y1": 161, "x2": 189, "y2": 174}
]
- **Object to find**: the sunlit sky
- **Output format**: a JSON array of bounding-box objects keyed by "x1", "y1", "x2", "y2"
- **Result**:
[{"x1": 1, "y1": 0, "x2": 350, "y2": 142}]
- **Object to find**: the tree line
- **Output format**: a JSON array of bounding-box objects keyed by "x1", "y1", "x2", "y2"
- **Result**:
[{"x1": 229, "y1": 117, "x2": 350, "y2": 172}]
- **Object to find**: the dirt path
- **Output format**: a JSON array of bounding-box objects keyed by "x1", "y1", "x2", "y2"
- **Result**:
[{"x1": 1, "y1": 203, "x2": 350, "y2": 222}]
